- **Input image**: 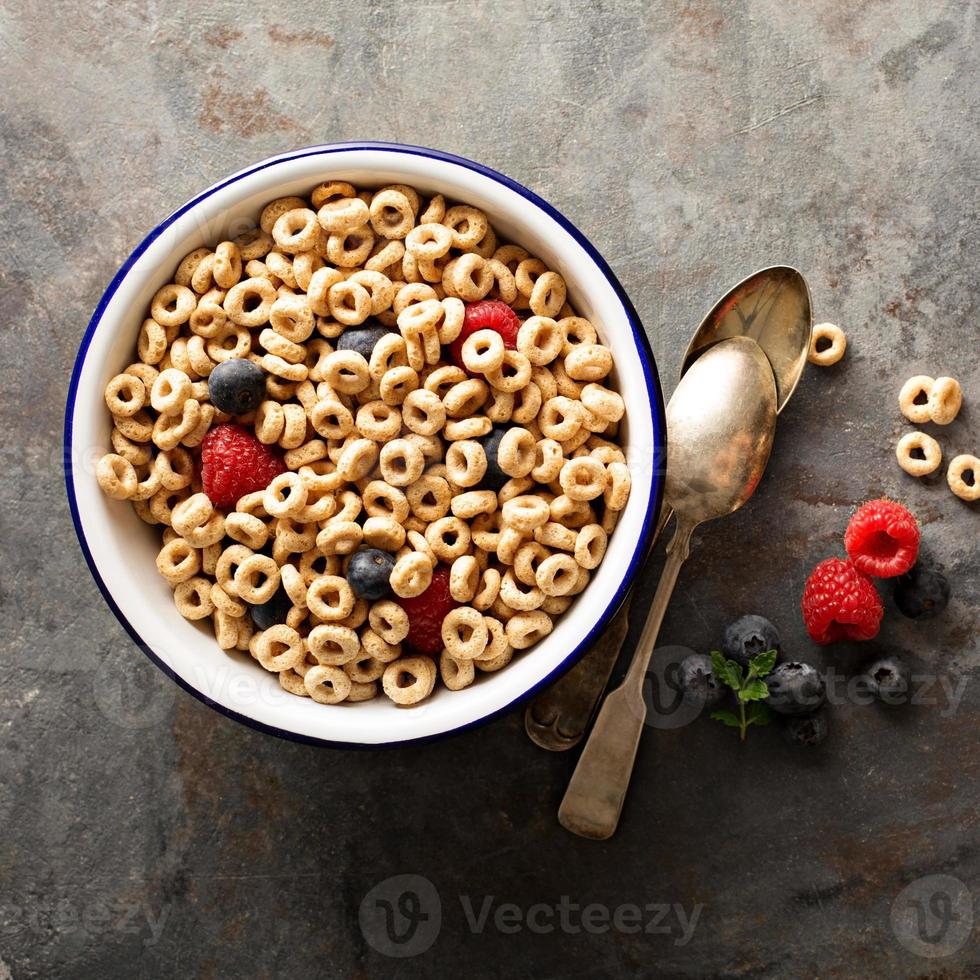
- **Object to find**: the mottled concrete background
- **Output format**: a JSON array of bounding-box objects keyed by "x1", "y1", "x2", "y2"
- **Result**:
[{"x1": 2, "y1": 0, "x2": 979, "y2": 977}]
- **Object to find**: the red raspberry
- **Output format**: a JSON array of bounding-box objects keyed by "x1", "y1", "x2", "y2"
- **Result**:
[
  {"x1": 200, "y1": 423, "x2": 285, "y2": 509},
  {"x1": 844, "y1": 499, "x2": 920, "y2": 578},
  {"x1": 801, "y1": 557, "x2": 884, "y2": 644},
  {"x1": 397, "y1": 565, "x2": 460, "y2": 655},
  {"x1": 449, "y1": 300, "x2": 521, "y2": 374}
]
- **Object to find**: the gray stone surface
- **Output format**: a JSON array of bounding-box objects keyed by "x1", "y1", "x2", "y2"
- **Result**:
[{"x1": 1, "y1": 0, "x2": 978, "y2": 976}]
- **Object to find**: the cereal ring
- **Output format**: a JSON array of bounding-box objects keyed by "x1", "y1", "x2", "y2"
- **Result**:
[
  {"x1": 581, "y1": 383, "x2": 625, "y2": 424},
  {"x1": 442, "y1": 606, "x2": 489, "y2": 660},
  {"x1": 405, "y1": 222, "x2": 453, "y2": 260},
  {"x1": 150, "y1": 283, "x2": 196, "y2": 328},
  {"x1": 506, "y1": 610, "x2": 553, "y2": 650},
  {"x1": 443, "y1": 378, "x2": 489, "y2": 417},
  {"x1": 272, "y1": 208, "x2": 320, "y2": 253},
  {"x1": 446, "y1": 440, "x2": 487, "y2": 487},
  {"x1": 406, "y1": 475, "x2": 451, "y2": 522},
  {"x1": 451, "y1": 490, "x2": 497, "y2": 520},
  {"x1": 355, "y1": 401, "x2": 402, "y2": 442},
  {"x1": 323, "y1": 349, "x2": 371, "y2": 395},
  {"x1": 444, "y1": 253, "x2": 494, "y2": 302},
  {"x1": 529, "y1": 271, "x2": 566, "y2": 318},
  {"x1": 96, "y1": 454, "x2": 138, "y2": 499},
  {"x1": 234, "y1": 553, "x2": 281, "y2": 604},
  {"x1": 559, "y1": 457, "x2": 607, "y2": 501},
  {"x1": 450, "y1": 555, "x2": 480, "y2": 603},
  {"x1": 225, "y1": 512, "x2": 269, "y2": 549},
  {"x1": 461, "y1": 329, "x2": 505, "y2": 374},
  {"x1": 307, "y1": 575, "x2": 355, "y2": 621},
  {"x1": 369, "y1": 600, "x2": 410, "y2": 645},
  {"x1": 439, "y1": 651, "x2": 476, "y2": 691},
  {"x1": 390, "y1": 551, "x2": 434, "y2": 598},
  {"x1": 270, "y1": 293, "x2": 315, "y2": 343},
  {"x1": 574, "y1": 524, "x2": 608, "y2": 569},
  {"x1": 565, "y1": 345, "x2": 613, "y2": 383},
  {"x1": 173, "y1": 576, "x2": 215, "y2": 621},
  {"x1": 947, "y1": 454, "x2": 980, "y2": 502},
  {"x1": 317, "y1": 196, "x2": 369, "y2": 234},
  {"x1": 155, "y1": 537, "x2": 200, "y2": 585},
  {"x1": 304, "y1": 665, "x2": 353, "y2": 704},
  {"x1": 263, "y1": 472, "x2": 308, "y2": 518},
  {"x1": 224, "y1": 277, "x2": 277, "y2": 327},
  {"x1": 898, "y1": 375, "x2": 935, "y2": 424},
  {"x1": 150, "y1": 368, "x2": 192, "y2": 416},
  {"x1": 328, "y1": 279, "x2": 372, "y2": 326},
  {"x1": 171, "y1": 492, "x2": 225, "y2": 547},
  {"x1": 516, "y1": 316, "x2": 563, "y2": 366},
  {"x1": 326, "y1": 224, "x2": 374, "y2": 268},
  {"x1": 369, "y1": 188, "x2": 415, "y2": 239},
  {"x1": 425, "y1": 516, "x2": 471, "y2": 562},
  {"x1": 307, "y1": 624, "x2": 360, "y2": 666},
  {"x1": 317, "y1": 521, "x2": 364, "y2": 556},
  {"x1": 929, "y1": 377, "x2": 962, "y2": 425},
  {"x1": 484, "y1": 350, "x2": 532, "y2": 393},
  {"x1": 535, "y1": 553, "x2": 580, "y2": 597},
  {"x1": 443, "y1": 205, "x2": 488, "y2": 250},
  {"x1": 402, "y1": 388, "x2": 447, "y2": 435},
  {"x1": 605, "y1": 461, "x2": 632, "y2": 511},
  {"x1": 501, "y1": 494, "x2": 550, "y2": 532},
  {"x1": 362, "y1": 481, "x2": 411, "y2": 523},
  {"x1": 808, "y1": 322, "x2": 847, "y2": 366},
  {"x1": 104, "y1": 374, "x2": 146, "y2": 417},
  {"x1": 382, "y1": 656, "x2": 436, "y2": 705},
  {"x1": 895, "y1": 432, "x2": 942, "y2": 477},
  {"x1": 379, "y1": 438, "x2": 426, "y2": 487}
]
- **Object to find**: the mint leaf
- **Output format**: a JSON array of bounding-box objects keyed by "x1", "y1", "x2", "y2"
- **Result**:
[
  {"x1": 746, "y1": 702, "x2": 773, "y2": 727},
  {"x1": 710, "y1": 651, "x2": 739, "y2": 691},
  {"x1": 737, "y1": 678, "x2": 770, "y2": 702},
  {"x1": 748, "y1": 649, "x2": 778, "y2": 679},
  {"x1": 728, "y1": 660, "x2": 744, "y2": 688},
  {"x1": 710, "y1": 710, "x2": 741, "y2": 728}
]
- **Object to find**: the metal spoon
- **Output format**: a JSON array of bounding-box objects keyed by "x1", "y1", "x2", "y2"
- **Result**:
[
  {"x1": 558, "y1": 336, "x2": 777, "y2": 839},
  {"x1": 524, "y1": 266, "x2": 810, "y2": 751}
]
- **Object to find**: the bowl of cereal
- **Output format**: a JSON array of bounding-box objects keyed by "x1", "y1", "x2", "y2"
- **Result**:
[{"x1": 65, "y1": 143, "x2": 665, "y2": 746}]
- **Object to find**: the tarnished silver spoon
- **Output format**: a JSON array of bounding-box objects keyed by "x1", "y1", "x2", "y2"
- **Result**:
[{"x1": 524, "y1": 266, "x2": 811, "y2": 751}]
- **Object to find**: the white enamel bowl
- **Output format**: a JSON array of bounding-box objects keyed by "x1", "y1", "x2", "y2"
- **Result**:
[{"x1": 65, "y1": 143, "x2": 665, "y2": 747}]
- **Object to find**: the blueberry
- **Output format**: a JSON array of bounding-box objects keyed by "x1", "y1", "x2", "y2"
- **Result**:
[
  {"x1": 722, "y1": 614, "x2": 781, "y2": 668},
  {"x1": 675, "y1": 653, "x2": 724, "y2": 709},
  {"x1": 478, "y1": 427, "x2": 509, "y2": 492},
  {"x1": 784, "y1": 710, "x2": 829, "y2": 747},
  {"x1": 765, "y1": 662, "x2": 826, "y2": 715},
  {"x1": 860, "y1": 656, "x2": 911, "y2": 704},
  {"x1": 251, "y1": 587, "x2": 292, "y2": 630},
  {"x1": 347, "y1": 548, "x2": 396, "y2": 600},
  {"x1": 207, "y1": 357, "x2": 266, "y2": 415},
  {"x1": 893, "y1": 565, "x2": 951, "y2": 620},
  {"x1": 336, "y1": 324, "x2": 391, "y2": 361}
]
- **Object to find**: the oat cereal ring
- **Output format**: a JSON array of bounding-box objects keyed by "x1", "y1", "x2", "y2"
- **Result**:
[
  {"x1": 211, "y1": 582, "x2": 246, "y2": 619},
  {"x1": 171, "y1": 492, "x2": 225, "y2": 547},
  {"x1": 390, "y1": 551, "x2": 434, "y2": 598},
  {"x1": 155, "y1": 537, "x2": 201, "y2": 585},
  {"x1": 360, "y1": 628, "x2": 401, "y2": 665},
  {"x1": 418, "y1": 194, "x2": 446, "y2": 224},
  {"x1": 360, "y1": 515, "x2": 404, "y2": 552},
  {"x1": 406, "y1": 475, "x2": 451, "y2": 522},
  {"x1": 501, "y1": 494, "x2": 550, "y2": 532},
  {"x1": 233, "y1": 227, "x2": 274, "y2": 261},
  {"x1": 605, "y1": 461, "x2": 632, "y2": 511},
  {"x1": 305, "y1": 267, "x2": 345, "y2": 318},
  {"x1": 188, "y1": 296, "x2": 228, "y2": 338},
  {"x1": 405, "y1": 222, "x2": 453, "y2": 261},
  {"x1": 368, "y1": 188, "x2": 415, "y2": 239},
  {"x1": 260, "y1": 472, "x2": 306, "y2": 518},
  {"x1": 254, "y1": 400, "x2": 285, "y2": 444},
  {"x1": 928, "y1": 377, "x2": 963, "y2": 425},
  {"x1": 323, "y1": 349, "x2": 371, "y2": 394},
  {"x1": 275, "y1": 403, "x2": 306, "y2": 450},
  {"x1": 346, "y1": 270, "x2": 395, "y2": 317},
  {"x1": 443, "y1": 205, "x2": 488, "y2": 250},
  {"x1": 363, "y1": 481, "x2": 411, "y2": 523},
  {"x1": 565, "y1": 344, "x2": 613, "y2": 383},
  {"x1": 355, "y1": 400, "x2": 402, "y2": 442},
  {"x1": 96, "y1": 454, "x2": 138, "y2": 499},
  {"x1": 269, "y1": 293, "x2": 315, "y2": 344},
  {"x1": 559, "y1": 457, "x2": 608, "y2": 502},
  {"x1": 506, "y1": 609, "x2": 553, "y2": 650},
  {"x1": 103, "y1": 374, "x2": 146, "y2": 418},
  {"x1": 150, "y1": 283, "x2": 196, "y2": 328},
  {"x1": 279, "y1": 669, "x2": 309, "y2": 697},
  {"x1": 573, "y1": 523, "x2": 608, "y2": 569},
  {"x1": 896, "y1": 376, "x2": 933, "y2": 423},
  {"x1": 111, "y1": 428, "x2": 152, "y2": 467},
  {"x1": 471, "y1": 568, "x2": 502, "y2": 612},
  {"x1": 307, "y1": 624, "x2": 360, "y2": 666},
  {"x1": 212, "y1": 240, "x2": 242, "y2": 290},
  {"x1": 439, "y1": 651, "x2": 475, "y2": 691},
  {"x1": 529, "y1": 271, "x2": 566, "y2": 318},
  {"x1": 149, "y1": 368, "x2": 192, "y2": 416},
  {"x1": 445, "y1": 440, "x2": 487, "y2": 488},
  {"x1": 444, "y1": 253, "x2": 494, "y2": 302},
  {"x1": 535, "y1": 553, "x2": 580, "y2": 597},
  {"x1": 326, "y1": 224, "x2": 375, "y2": 268},
  {"x1": 538, "y1": 396, "x2": 583, "y2": 441},
  {"x1": 231, "y1": 553, "x2": 280, "y2": 605},
  {"x1": 484, "y1": 350, "x2": 532, "y2": 393},
  {"x1": 316, "y1": 196, "x2": 369, "y2": 235},
  {"x1": 451, "y1": 490, "x2": 497, "y2": 521},
  {"x1": 344, "y1": 653, "x2": 387, "y2": 684},
  {"x1": 514, "y1": 257, "x2": 546, "y2": 298},
  {"x1": 225, "y1": 512, "x2": 269, "y2": 550},
  {"x1": 808, "y1": 322, "x2": 847, "y2": 366},
  {"x1": 402, "y1": 388, "x2": 447, "y2": 435},
  {"x1": 425, "y1": 516, "x2": 471, "y2": 562},
  {"x1": 366, "y1": 238, "x2": 406, "y2": 274},
  {"x1": 581, "y1": 383, "x2": 625, "y2": 425},
  {"x1": 173, "y1": 576, "x2": 215, "y2": 621},
  {"x1": 448, "y1": 555, "x2": 479, "y2": 603},
  {"x1": 310, "y1": 398, "x2": 354, "y2": 440},
  {"x1": 300, "y1": 665, "x2": 351, "y2": 704},
  {"x1": 316, "y1": 521, "x2": 363, "y2": 557},
  {"x1": 514, "y1": 316, "x2": 561, "y2": 366},
  {"x1": 498, "y1": 566, "x2": 545, "y2": 609},
  {"x1": 369, "y1": 333, "x2": 408, "y2": 381},
  {"x1": 527, "y1": 439, "x2": 560, "y2": 484},
  {"x1": 259, "y1": 195, "x2": 307, "y2": 234},
  {"x1": 895, "y1": 431, "x2": 942, "y2": 477},
  {"x1": 462, "y1": 329, "x2": 506, "y2": 375},
  {"x1": 947, "y1": 454, "x2": 980, "y2": 502},
  {"x1": 383, "y1": 656, "x2": 436, "y2": 705},
  {"x1": 442, "y1": 606, "x2": 489, "y2": 659},
  {"x1": 442, "y1": 378, "x2": 488, "y2": 418},
  {"x1": 379, "y1": 438, "x2": 425, "y2": 487},
  {"x1": 223, "y1": 276, "x2": 277, "y2": 327},
  {"x1": 369, "y1": 600, "x2": 410, "y2": 645},
  {"x1": 307, "y1": 575, "x2": 356, "y2": 621},
  {"x1": 276, "y1": 563, "x2": 307, "y2": 611},
  {"x1": 270, "y1": 208, "x2": 319, "y2": 254}
]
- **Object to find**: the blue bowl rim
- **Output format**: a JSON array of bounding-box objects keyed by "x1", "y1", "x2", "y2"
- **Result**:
[{"x1": 63, "y1": 141, "x2": 666, "y2": 750}]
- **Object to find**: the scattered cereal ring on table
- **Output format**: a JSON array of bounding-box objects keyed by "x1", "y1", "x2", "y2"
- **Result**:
[
  {"x1": 898, "y1": 375, "x2": 935, "y2": 424},
  {"x1": 807, "y1": 322, "x2": 846, "y2": 366},
  {"x1": 895, "y1": 431, "x2": 942, "y2": 477},
  {"x1": 928, "y1": 376, "x2": 962, "y2": 425},
  {"x1": 93, "y1": 181, "x2": 634, "y2": 706},
  {"x1": 947, "y1": 454, "x2": 980, "y2": 502}
]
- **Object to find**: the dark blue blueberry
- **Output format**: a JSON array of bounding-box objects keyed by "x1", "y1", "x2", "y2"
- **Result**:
[
  {"x1": 207, "y1": 357, "x2": 266, "y2": 415},
  {"x1": 478, "y1": 427, "x2": 510, "y2": 492},
  {"x1": 784, "y1": 710, "x2": 829, "y2": 746},
  {"x1": 860, "y1": 656, "x2": 910, "y2": 704},
  {"x1": 722, "y1": 614, "x2": 781, "y2": 668},
  {"x1": 675, "y1": 653, "x2": 724, "y2": 709},
  {"x1": 336, "y1": 324, "x2": 391, "y2": 361},
  {"x1": 251, "y1": 587, "x2": 292, "y2": 630},
  {"x1": 765, "y1": 662, "x2": 826, "y2": 716},
  {"x1": 893, "y1": 565, "x2": 951, "y2": 620},
  {"x1": 347, "y1": 548, "x2": 396, "y2": 600}
]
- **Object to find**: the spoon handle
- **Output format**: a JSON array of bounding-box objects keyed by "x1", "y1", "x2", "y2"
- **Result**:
[
  {"x1": 557, "y1": 520, "x2": 695, "y2": 840},
  {"x1": 524, "y1": 505, "x2": 674, "y2": 751}
]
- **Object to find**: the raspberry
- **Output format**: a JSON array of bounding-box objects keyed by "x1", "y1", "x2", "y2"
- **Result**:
[
  {"x1": 801, "y1": 558, "x2": 884, "y2": 644},
  {"x1": 200, "y1": 423, "x2": 285, "y2": 509},
  {"x1": 397, "y1": 565, "x2": 460, "y2": 655},
  {"x1": 844, "y1": 499, "x2": 920, "y2": 578},
  {"x1": 449, "y1": 300, "x2": 521, "y2": 373}
]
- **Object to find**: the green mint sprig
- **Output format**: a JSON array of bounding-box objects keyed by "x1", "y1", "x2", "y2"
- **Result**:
[{"x1": 709, "y1": 649, "x2": 777, "y2": 741}]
